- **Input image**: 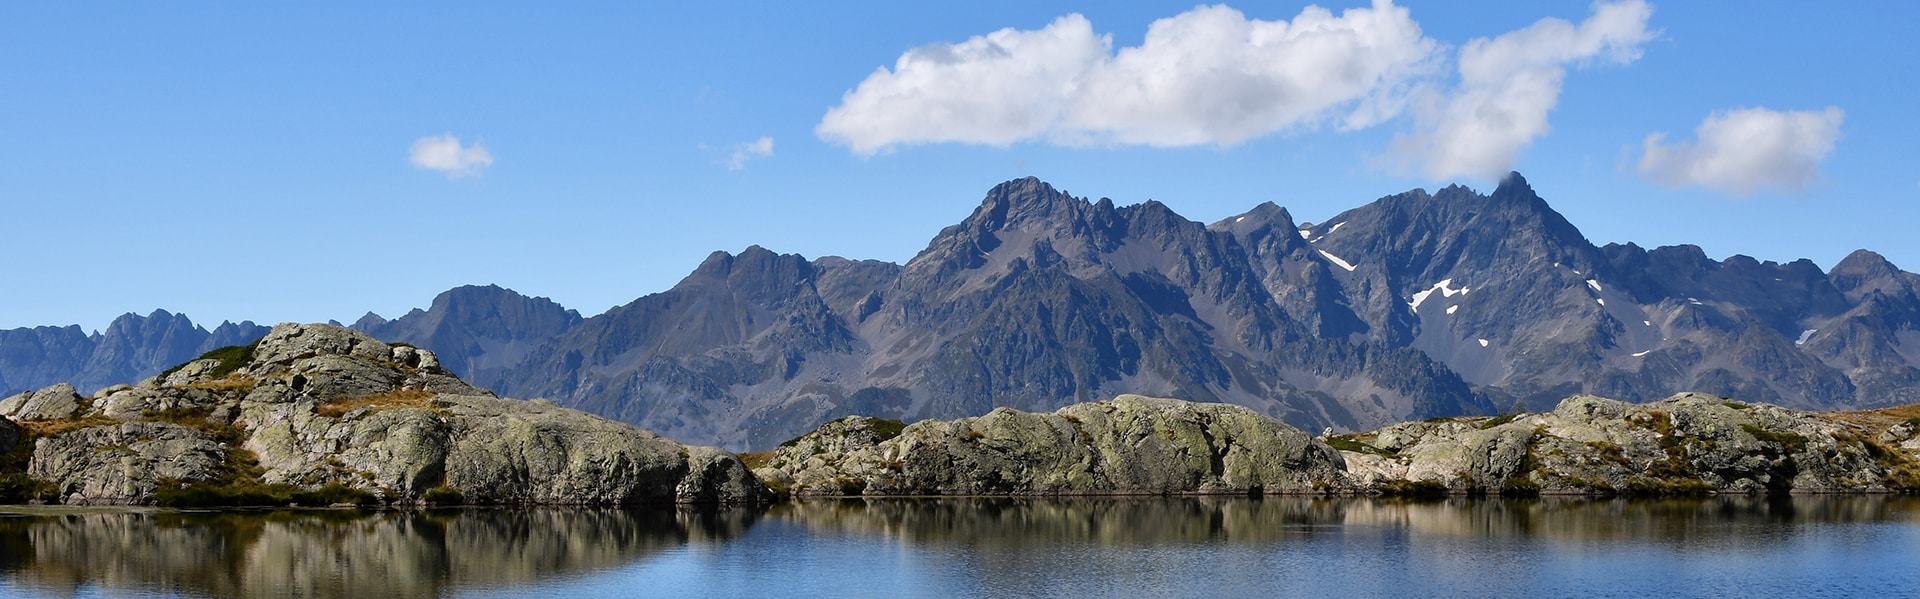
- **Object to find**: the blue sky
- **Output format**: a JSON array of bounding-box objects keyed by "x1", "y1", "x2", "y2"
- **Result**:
[{"x1": 3, "y1": 1, "x2": 1916, "y2": 332}]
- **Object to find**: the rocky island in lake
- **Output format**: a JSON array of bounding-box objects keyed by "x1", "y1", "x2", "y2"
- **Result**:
[
  {"x1": 749, "y1": 393, "x2": 1920, "y2": 497},
  {"x1": 3, "y1": 322, "x2": 1918, "y2": 506},
  {"x1": 0, "y1": 323, "x2": 769, "y2": 506}
]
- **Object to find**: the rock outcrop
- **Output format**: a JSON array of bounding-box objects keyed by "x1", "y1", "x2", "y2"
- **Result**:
[
  {"x1": 1337, "y1": 392, "x2": 1920, "y2": 494},
  {"x1": 758, "y1": 392, "x2": 1920, "y2": 498},
  {"x1": 752, "y1": 394, "x2": 1353, "y2": 496},
  {"x1": 0, "y1": 383, "x2": 86, "y2": 421},
  {"x1": 6, "y1": 322, "x2": 771, "y2": 506}
]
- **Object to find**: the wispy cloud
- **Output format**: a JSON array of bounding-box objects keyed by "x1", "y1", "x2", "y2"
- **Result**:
[
  {"x1": 408, "y1": 133, "x2": 493, "y2": 178},
  {"x1": 1389, "y1": 0, "x2": 1656, "y2": 180},
  {"x1": 1636, "y1": 107, "x2": 1843, "y2": 195},
  {"x1": 726, "y1": 136, "x2": 775, "y2": 170},
  {"x1": 817, "y1": 2, "x2": 1441, "y2": 155}
]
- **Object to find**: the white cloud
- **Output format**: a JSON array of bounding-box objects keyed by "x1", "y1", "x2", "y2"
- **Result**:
[
  {"x1": 725, "y1": 136, "x2": 775, "y2": 171},
  {"x1": 1390, "y1": 0, "x2": 1655, "y2": 180},
  {"x1": 816, "y1": 1, "x2": 1441, "y2": 155},
  {"x1": 408, "y1": 134, "x2": 493, "y2": 178},
  {"x1": 1636, "y1": 107, "x2": 1843, "y2": 194}
]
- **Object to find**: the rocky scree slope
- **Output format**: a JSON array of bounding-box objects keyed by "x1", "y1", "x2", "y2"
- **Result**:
[
  {"x1": 751, "y1": 394, "x2": 1920, "y2": 497},
  {"x1": 0, "y1": 323, "x2": 770, "y2": 506}
]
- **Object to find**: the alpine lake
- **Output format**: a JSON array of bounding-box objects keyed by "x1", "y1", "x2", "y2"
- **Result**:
[{"x1": 3, "y1": 495, "x2": 1916, "y2": 598}]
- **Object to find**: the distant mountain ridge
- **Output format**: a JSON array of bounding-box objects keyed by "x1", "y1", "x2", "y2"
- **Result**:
[
  {"x1": 0, "y1": 310, "x2": 266, "y2": 396},
  {"x1": 17, "y1": 174, "x2": 1920, "y2": 451}
]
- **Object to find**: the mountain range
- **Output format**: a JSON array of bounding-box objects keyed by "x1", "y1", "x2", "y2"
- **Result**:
[
  {"x1": 11, "y1": 174, "x2": 1920, "y2": 450},
  {"x1": 0, "y1": 311, "x2": 266, "y2": 396}
]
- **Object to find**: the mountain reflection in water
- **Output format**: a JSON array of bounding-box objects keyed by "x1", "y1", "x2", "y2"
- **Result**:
[{"x1": 2, "y1": 496, "x2": 1917, "y2": 599}]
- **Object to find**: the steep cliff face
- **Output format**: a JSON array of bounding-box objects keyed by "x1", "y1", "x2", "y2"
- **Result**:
[{"x1": 2, "y1": 323, "x2": 769, "y2": 506}]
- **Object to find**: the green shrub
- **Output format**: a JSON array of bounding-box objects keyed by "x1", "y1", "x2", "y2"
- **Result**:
[
  {"x1": 0, "y1": 428, "x2": 53, "y2": 503},
  {"x1": 1740, "y1": 424, "x2": 1808, "y2": 453},
  {"x1": 157, "y1": 338, "x2": 262, "y2": 381},
  {"x1": 1585, "y1": 440, "x2": 1630, "y2": 466},
  {"x1": 1500, "y1": 477, "x2": 1541, "y2": 497},
  {"x1": 1622, "y1": 477, "x2": 1712, "y2": 497},
  {"x1": 863, "y1": 417, "x2": 907, "y2": 442},
  {"x1": 1377, "y1": 478, "x2": 1449, "y2": 499},
  {"x1": 1479, "y1": 414, "x2": 1521, "y2": 430},
  {"x1": 146, "y1": 407, "x2": 245, "y2": 445},
  {"x1": 1325, "y1": 435, "x2": 1393, "y2": 456},
  {"x1": 421, "y1": 486, "x2": 464, "y2": 506}
]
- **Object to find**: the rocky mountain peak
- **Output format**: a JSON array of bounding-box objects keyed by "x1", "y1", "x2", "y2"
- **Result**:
[
  {"x1": 1830, "y1": 249, "x2": 1911, "y2": 299},
  {"x1": 1491, "y1": 171, "x2": 1534, "y2": 200}
]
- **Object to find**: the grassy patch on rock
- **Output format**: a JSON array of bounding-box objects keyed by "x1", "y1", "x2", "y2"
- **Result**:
[
  {"x1": 1478, "y1": 414, "x2": 1522, "y2": 430},
  {"x1": 738, "y1": 451, "x2": 776, "y2": 470},
  {"x1": 316, "y1": 389, "x2": 438, "y2": 418},
  {"x1": 157, "y1": 339, "x2": 261, "y2": 381},
  {"x1": 1325, "y1": 434, "x2": 1394, "y2": 456},
  {"x1": 184, "y1": 374, "x2": 257, "y2": 394},
  {"x1": 1739, "y1": 424, "x2": 1808, "y2": 453},
  {"x1": 145, "y1": 407, "x2": 244, "y2": 445},
  {"x1": 421, "y1": 486, "x2": 464, "y2": 506},
  {"x1": 18, "y1": 416, "x2": 119, "y2": 438}
]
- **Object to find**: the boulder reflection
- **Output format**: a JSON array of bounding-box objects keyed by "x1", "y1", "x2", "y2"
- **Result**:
[
  {"x1": 0, "y1": 506, "x2": 761, "y2": 599},
  {"x1": 772, "y1": 495, "x2": 1920, "y2": 546}
]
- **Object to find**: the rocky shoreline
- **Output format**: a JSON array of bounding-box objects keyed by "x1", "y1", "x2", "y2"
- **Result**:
[{"x1": 3, "y1": 323, "x2": 1917, "y2": 506}]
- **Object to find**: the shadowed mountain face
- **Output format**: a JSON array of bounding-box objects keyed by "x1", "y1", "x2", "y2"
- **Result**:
[
  {"x1": 351, "y1": 284, "x2": 582, "y2": 385},
  {"x1": 0, "y1": 311, "x2": 266, "y2": 396}
]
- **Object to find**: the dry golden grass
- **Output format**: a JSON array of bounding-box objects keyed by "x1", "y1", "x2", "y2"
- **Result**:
[
  {"x1": 738, "y1": 451, "x2": 776, "y2": 470},
  {"x1": 315, "y1": 389, "x2": 437, "y2": 418},
  {"x1": 20, "y1": 416, "x2": 120, "y2": 437},
  {"x1": 185, "y1": 374, "x2": 257, "y2": 394},
  {"x1": 1827, "y1": 403, "x2": 1920, "y2": 430}
]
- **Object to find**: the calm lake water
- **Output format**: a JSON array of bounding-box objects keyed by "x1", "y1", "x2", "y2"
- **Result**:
[{"x1": 3, "y1": 496, "x2": 1917, "y2": 598}]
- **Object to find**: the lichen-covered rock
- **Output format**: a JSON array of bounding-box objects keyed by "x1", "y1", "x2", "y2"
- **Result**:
[
  {"x1": 438, "y1": 394, "x2": 720, "y2": 504},
  {"x1": 28, "y1": 422, "x2": 226, "y2": 504},
  {"x1": 243, "y1": 402, "x2": 452, "y2": 496},
  {"x1": 755, "y1": 394, "x2": 1352, "y2": 496},
  {"x1": 1332, "y1": 392, "x2": 1918, "y2": 495},
  {"x1": 678, "y1": 446, "x2": 770, "y2": 504},
  {"x1": 0, "y1": 384, "x2": 87, "y2": 421},
  {"x1": 9, "y1": 322, "x2": 773, "y2": 506}
]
